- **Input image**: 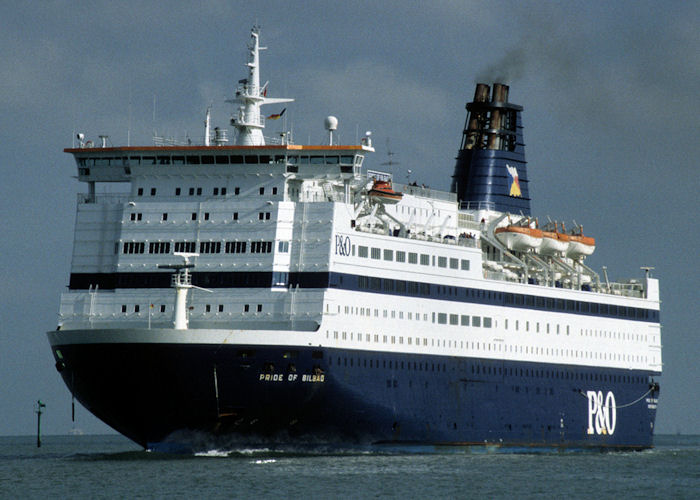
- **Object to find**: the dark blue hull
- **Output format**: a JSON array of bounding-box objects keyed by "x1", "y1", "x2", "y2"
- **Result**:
[{"x1": 51, "y1": 343, "x2": 659, "y2": 450}]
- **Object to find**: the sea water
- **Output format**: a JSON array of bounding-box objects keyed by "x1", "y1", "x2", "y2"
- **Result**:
[{"x1": 0, "y1": 434, "x2": 697, "y2": 499}]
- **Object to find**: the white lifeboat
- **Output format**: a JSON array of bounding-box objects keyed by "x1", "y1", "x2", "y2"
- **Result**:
[
  {"x1": 494, "y1": 226, "x2": 543, "y2": 252},
  {"x1": 567, "y1": 233, "x2": 596, "y2": 258},
  {"x1": 539, "y1": 230, "x2": 570, "y2": 255}
]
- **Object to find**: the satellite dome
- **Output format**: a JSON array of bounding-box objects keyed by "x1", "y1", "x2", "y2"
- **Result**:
[{"x1": 324, "y1": 116, "x2": 338, "y2": 131}]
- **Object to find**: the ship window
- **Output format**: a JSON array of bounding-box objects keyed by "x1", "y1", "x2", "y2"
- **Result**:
[
  {"x1": 396, "y1": 251, "x2": 406, "y2": 263},
  {"x1": 420, "y1": 254, "x2": 429, "y2": 266},
  {"x1": 484, "y1": 317, "x2": 492, "y2": 328},
  {"x1": 244, "y1": 304, "x2": 250, "y2": 312},
  {"x1": 259, "y1": 155, "x2": 271, "y2": 164},
  {"x1": 437, "y1": 313, "x2": 447, "y2": 324},
  {"x1": 215, "y1": 155, "x2": 229, "y2": 164},
  {"x1": 341, "y1": 155, "x2": 354, "y2": 164},
  {"x1": 257, "y1": 304, "x2": 262, "y2": 312},
  {"x1": 259, "y1": 187, "x2": 265, "y2": 195},
  {"x1": 186, "y1": 156, "x2": 200, "y2": 165},
  {"x1": 438, "y1": 256, "x2": 447, "y2": 268},
  {"x1": 206, "y1": 304, "x2": 211, "y2": 312},
  {"x1": 214, "y1": 188, "x2": 219, "y2": 195},
  {"x1": 272, "y1": 272, "x2": 288, "y2": 287},
  {"x1": 449, "y1": 314, "x2": 459, "y2": 325},
  {"x1": 175, "y1": 188, "x2": 181, "y2": 196},
  {"x1": 325, "y1": 156, "x2": 339, "y2": 164},
  {"x1": 172, "y1": 156, "x2": 185, "y2": 164},
  {"x1": 201, "y1": 155, "x2": 215, "y2": 164},
  {"x1": 221, "y1": 187, "x2": 227, "y2": 195},
  {"x1": 149, "y1": 242, "x2": 170, "y2": 254},
  {"x1": 245, "y1": 155, "x2": 258, "y2": 164},
  {"x1": 408, "y1": 252, "x2": 418, "y2": 264},
  {"x1": 218, "y1": 304, "x2": 223, "y2": 312},
  {"x1": 371, "y1": 248, "x2": 381, "y2": 260},
  {"x1": 123, "y1": 242, "x2": 145, "y2": 254},
  {"x1": 199, "y1": 241, "x2": 221, "y2": 254},
  {"x1": 204, "y1": 212, "x2": 210, "y2": 220},
  {"x1": 197, "y1": 187, "x2": 202, "y2": 195},
  {"x1": 251, "y1": 241, "x2": 273, "y2": 253},
  {"x1": 449, "y1": 258, "x2": 458, "y2": 269},
  {"x1": 383, "y1": 249, "x2": 393, "y2": 261},
  {"x1": 121, "y1": 305, "x2": 127, "y2": 313},
  {"x1": 310, "y1": 156, "x2": 325, "y2": 165},
  {"x1": 461, "y1": 315, "x2": 469, "y2": 326},
  {"x1": 134, "y1": 305, "x2": 140, "y2": 313},
  {"x1": 129, "y1": 156, "x2": 141, "y2": 165},
  {"x1": 225, "y1": 241, "x2": 247, "y2": 253},
  {"x1": 278, "y1": 241, "x2": 289, "y2": 253},
  {"x1": 157, "y1": 156, "x2": 170, "y2": 165},
  {"x1": 473, "y1": 316, "x2": 481, "y2": 327},
  {"x1": 231, "y1": 155, "x2": 244, "y2": 164},
  {"x1": 160, "y1": 305, "x2": 166, "y2": 313},
  {"x1": 142, "y1": 156, "x2": 156, "y2": 165},
  {"x1": 161, "y1": 213, "x2": 168, "y2": 221},
  {"x1": 137, "y1": 188, "x2": 143, "y2": 196},
  {"x1": 174, "y1": 241, "x2": 196, "y2": 253}
]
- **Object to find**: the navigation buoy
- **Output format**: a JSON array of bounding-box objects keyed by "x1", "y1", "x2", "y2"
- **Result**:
[{"x1": 35, "y1": 400, "x2": 46, "y2": 448}]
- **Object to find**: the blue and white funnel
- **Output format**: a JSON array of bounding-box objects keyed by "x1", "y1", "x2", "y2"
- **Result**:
[{"x1": 450, "y1": 83, "x2": 531, "y2": 215}]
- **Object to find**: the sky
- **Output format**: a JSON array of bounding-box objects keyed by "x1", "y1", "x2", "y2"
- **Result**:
[{"x1": 1, "y1": 1, "x2": 698, "y2": 436}]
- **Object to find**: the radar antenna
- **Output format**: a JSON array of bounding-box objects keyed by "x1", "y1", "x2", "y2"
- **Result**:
[{"x1": 380, "y1": 138, "x2": 399, "y2": 167}]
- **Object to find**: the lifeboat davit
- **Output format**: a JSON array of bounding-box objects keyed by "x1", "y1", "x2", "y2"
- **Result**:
[
  {"x1": 368, "y1": 180, "x2": 403, "y2": 204},
  {"x1": 539, "y1": 231, "x2": 570, "y2": 255},
  {"x1": 494, "y1": 226, "x2": 543, "y2": 252},
  {"x1": 567, "y1": 233, "x2": 596, "y2": 258}
]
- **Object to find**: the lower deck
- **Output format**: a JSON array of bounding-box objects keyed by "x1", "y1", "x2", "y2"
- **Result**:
[{"x1": 49, "y1": 331, "x2": 660, "y2": 450}]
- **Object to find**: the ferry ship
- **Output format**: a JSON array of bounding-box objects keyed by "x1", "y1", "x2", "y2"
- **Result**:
[{"x1": 48, "y1": 27, "x2": 661, "y2": 450}]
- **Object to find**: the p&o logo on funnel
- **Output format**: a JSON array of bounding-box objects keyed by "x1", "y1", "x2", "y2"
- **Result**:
[{"x1": 506, "y1": 164, "x2": 522, "y2": 197}]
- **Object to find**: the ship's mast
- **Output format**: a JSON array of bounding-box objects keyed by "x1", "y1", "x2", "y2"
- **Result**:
[
  {"x1": 158, "y1": 253, "x2": 211, "y2": 330},
  {"x1": 230, "y1": 26, "x2": 293, "y2": 146}
]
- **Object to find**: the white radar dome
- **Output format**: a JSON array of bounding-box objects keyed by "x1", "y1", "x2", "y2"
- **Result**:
[{"x1": 324, "y1": 116, "x2": 338, "y2": 131}]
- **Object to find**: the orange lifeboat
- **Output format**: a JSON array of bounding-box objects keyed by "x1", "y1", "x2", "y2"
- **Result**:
[
  {"x1": 368, "y1": 180, "x2": 403, "y2": 204},
  {"x1": 495, "y1": 225, "x2": 543, "y2": 252}
]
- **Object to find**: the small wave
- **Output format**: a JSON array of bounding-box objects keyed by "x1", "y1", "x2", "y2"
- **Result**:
[{"x1": 194, "y1": 449, "x2": 231, "y2": 458}]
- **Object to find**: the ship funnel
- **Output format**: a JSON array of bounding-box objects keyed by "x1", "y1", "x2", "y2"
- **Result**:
[{"x1": 450, "y1": 82, "x2": 530, "y2": 215}]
